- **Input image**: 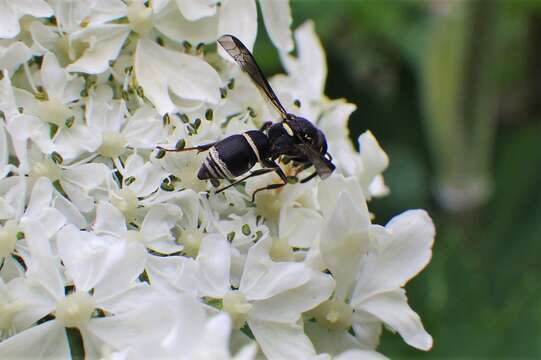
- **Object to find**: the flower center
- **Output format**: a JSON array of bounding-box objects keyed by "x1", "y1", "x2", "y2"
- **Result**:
[
  {"x1": 0, "y1": 220, "x2": 18, "y2": 258},
  {"x1": 269, "y1": 237, "x2": 294, "y2": 262},
  {"x1": 55, "y1": 291, "x2": 96, "y2": 328},
  {"x1": 178, "y1": 228, "x2": 204, "y2": 257},
  {"x1": 38, "y1": 97, "x2": 73, "y2": 127},
  {"x1": 30, "y1": 159, "x2": 61, "y2": 182},
  {"x1": 222, "y1": 290, "x2": 252, "y2": 329},
  {"x1": 128, "y1": 2, "x2": 153, "y2": 37},
  {"x1": 111, "y1": 189, "x2": 138, "y2": 223},
  {"x1": 0, "y1": 298, "x2": 24, "y2": 331},
  {"x1": 126, "y1": 229, "x2": 144, "y2": 243},
  {"x1": 98, "y1": 132, "x2": 126, "y2": 158},
  {"x1": 254, "y1": 192, "x2": 282, "y2": 220},
  {"x1": 312, "y1": 299, "x2": 353, "y2": 331}
]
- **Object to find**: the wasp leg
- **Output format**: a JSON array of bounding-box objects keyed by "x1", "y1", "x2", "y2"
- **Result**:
[
  {"x1": 215, "y1": 168, "x2": 277, "y2": 194},
  {"x1": 250, "y1": 160, "x2": 288, "y2": 202},
  {"x1": 293, "y1": 162, "x2": 313, "y2": 176},
  {"x1": 251, "y1": 182, "x2": 287, "y2": 202},
  {"x1": 156, "y1": 142, "x2": 215, "y2": 153},
  {"x1": 259, "y1": 121, "x2": 273, "y2": 132},
  {"x1": 300, "y1": 171, "x2": 318, "y2": 183}
]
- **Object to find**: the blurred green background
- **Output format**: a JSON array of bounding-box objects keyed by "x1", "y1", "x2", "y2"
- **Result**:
[{"x1": 256, "y1": 0, "x2": 541, "y2": 357}]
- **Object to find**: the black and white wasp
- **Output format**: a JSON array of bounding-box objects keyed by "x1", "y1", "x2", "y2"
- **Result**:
[{"x1": 158, "y1": 34, "x2": 335, "y2": 201}]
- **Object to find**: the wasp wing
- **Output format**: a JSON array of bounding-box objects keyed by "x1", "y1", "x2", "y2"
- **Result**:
[
  {"x1": 294, "y1": 142, "x2": 335, "y2": 179},
  {"x1": 218, "y1": 34, "x2": 289, "y2": 119}
]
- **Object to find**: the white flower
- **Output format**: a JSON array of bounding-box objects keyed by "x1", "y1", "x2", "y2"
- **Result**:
[
  {"x1": 190, "y1": 234, "x2": 334, "y2": 359},
  {"x1": 113, "y1": 294, "x2": 258, "y2": 360},
  {"x1": 350, "y1": 210, "x2": 434, "y2": 351}
]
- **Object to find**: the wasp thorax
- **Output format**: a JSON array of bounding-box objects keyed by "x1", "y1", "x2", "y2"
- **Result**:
[
  {"x1": 223, "y1": 290, "x2": 252, "y2": 329},
  {"x1": 55, "y1": 291, "x2": 96, "y2": 328},
  {"x1": 312, "y1": 299, "x2": 353, "y2": 331}
]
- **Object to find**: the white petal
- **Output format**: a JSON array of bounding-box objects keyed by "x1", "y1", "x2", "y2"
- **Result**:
[
  {"x1": 145, "y1": 255, "x2": 199, "y2": 295},
  {"x1": 0, "y1": 256, "x2": 24, "y2": 282},
  {"x1": 154, "y1": 2, "x2": 218, "y2": 44},
  {"x1": 280, "y1": 20, "x2": 326, "y2": 100},
  {"x1": 317, "y1": 173, "x2": 365, "y2": 219},
  {"x1": 30, "y1": 22, "x2": 59, "y2": 55},
  {"x1": 357, "y1": 131, "x2": 389, "y2": 198},
  {"x1": 67, "y1": 24, "x2": 131, "y2": 74},
  {"x1": 355, "y1": 289, "x2": 432, "y2": 351},
  {"x1": 304, "y1": 321, "x2": 362, "y2": 357},
  {"x1": 54, "y1": 124, "x2": 101, "y2": 160},
  {"x1": 248, "y1": 320, "x2": 317, "y2": 360},
  {"x1": 94, "y1": 283, "x2": 156, "y2": 314},
  {"x1": 0, "y1": 321, "x2": 69, "y2": 359},
  {"x1": 217, "y1": 0, "x2": 257, "y2": 59},
  {"x1": 87, "y1": 295, "x2": 179, "y2": 350},
  {"x1": 334, "y1": 349, "x2": 388, "y2": 360},
  {"x1": 41, "y1": 52, "x2": 70, "y2": 101},
  {"x1": 57, "y1": 225, "x2": 146, "y2": 295},
  {"x1": 0, "y1": 70, "x2": 17, "y2": 116},
  {"x1": 196, "y1": 234, "x2": 231, "y2": 297},
  {"x1": 140, "y1": 204, "x2": 183, "y2": 254},
  {"x1": 62, "y1": 163, "x2": 110, "y2": 190},
  {"x1": 250, "y1": 271, "x2": 334, "y2": 323},
  {"x1": 92, "y1": 239, "x2": 147, "y2": 298},
  {"x1": 61, "y1": 163, "x2": 110, "y2": 212},
  {"x1": 86, "y1": 0, "x2": 127, "y2": 25},
  {"x1": 8, "y1": 277, "x2": 56, "y2": 330},
  {"x1": 0, "y1": 42, "x2": 33, "y2": 74},
  {"x1": 279, "y1": 206, "x2": 323, "y2": 248},
  {"x1": 351, "y1": 311, "x2": 383, "y2": 350},
  {"x1": 0, "y1": 3, "x2": 20, "y2": 38},
  {"x1": 135, "y1": 38, "x2": 221, "y2": 115},
  {"x1": 22, "y1": 220, "x2": 65, "y2": 300},
  {"x1": 352, "y1": 210, "x2": 435, "y2": 302},
  {"x1": 258, "y1": 0, "x2": 293, "y2": 52},
  {"x1": 201, "y1": 313, "x2": 234, "y2": 358},
  {"x1": 49, "y1": 0, "x2": 92, "y2": 33},
  {"x1": 53, "y1": 193, "x2": 88, "y2": 229},
  {"x1": 240, "y1": 236, "x2": 311, "y2": 300},
  {"x1": 25, "y1": 177, "x2": 53, "y2": 216},
  {"x1": 320, "y1": 192, "x2": 371, "y2": 301},
  {"x1": 94, "y1": 201, "x2": 127, "y2": 236},
  {"x1": 12, "y1": 0, "x2": 53, "y2": 18},
  {"x1": 175, "y1": 0, "x2": 218, "y2": 21},
  {"x1": 122, "y1": 105, "x2": 167, "y2": 149}
]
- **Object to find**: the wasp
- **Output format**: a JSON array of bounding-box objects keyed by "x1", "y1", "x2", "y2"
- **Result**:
[{"x1": 158, "y1": 35, "x2": 335, "y2": 201}]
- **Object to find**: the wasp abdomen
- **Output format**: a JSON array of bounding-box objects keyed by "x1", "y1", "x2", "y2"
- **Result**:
[{"x1": 197, "y1": 131, "x2": 270, "y2": 180}]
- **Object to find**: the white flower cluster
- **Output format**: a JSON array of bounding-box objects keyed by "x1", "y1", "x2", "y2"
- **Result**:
[{"x1": 0, "y1": 1, "x2": 435, "y2": 359}]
